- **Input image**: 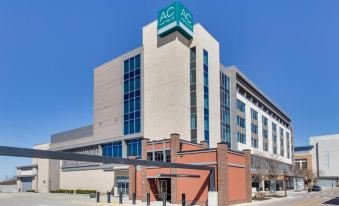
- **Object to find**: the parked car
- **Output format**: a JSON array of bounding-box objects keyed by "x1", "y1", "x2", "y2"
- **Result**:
[{"x1": 312, "y1": 185, "x2": 322, "y2": 191}]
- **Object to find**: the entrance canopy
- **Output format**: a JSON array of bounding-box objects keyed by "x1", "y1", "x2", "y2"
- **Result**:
[{"x1": 147, "y1": 173, "x2": 201, "y2": 179}]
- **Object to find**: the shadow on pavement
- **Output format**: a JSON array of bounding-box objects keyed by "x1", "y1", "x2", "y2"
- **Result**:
[{"x1": 323, "y1": 197, "x2": 339, "y2": 205}]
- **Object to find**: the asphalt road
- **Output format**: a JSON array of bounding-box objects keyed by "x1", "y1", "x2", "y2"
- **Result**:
[{"x1": 239, "y1": 188, "x2": 339, "y2": 206}]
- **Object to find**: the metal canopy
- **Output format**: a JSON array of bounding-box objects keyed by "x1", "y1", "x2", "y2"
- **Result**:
[
  {"x1": 147, "y1": 173, "x2": 201, "y2": 179},
  {"x1": 0, "y1": 145, "x2": 215, "y2": 191}
]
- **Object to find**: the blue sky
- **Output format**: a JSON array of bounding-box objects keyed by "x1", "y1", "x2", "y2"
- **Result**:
[{"x1": 0, "y1": 0, "x2": 338, "y2": 179}]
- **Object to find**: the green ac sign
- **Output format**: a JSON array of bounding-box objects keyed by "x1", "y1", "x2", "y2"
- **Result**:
[{"x1": 157, "y1": 2, "x2": 193, "y2": 39}]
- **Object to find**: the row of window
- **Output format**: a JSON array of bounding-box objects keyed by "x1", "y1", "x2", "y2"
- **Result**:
[
  {"x1": 147, "y1": 150, "x2": 171, "y2": 162},
  {"x1": 102, "y1": 139, "x2": 142, "y2": 159},
  {"x1": 124, "y1": 55, "x2": 141, "y2": 135},
  {"x1": 190, "y1": 47, "x2": 198, "y2": 143},
  {"x1": 220, "y1": 72, "x2": 231, "y2": 146},
  {"x1": 203, "y1": 50, "x2": 210, "y2": 145}
]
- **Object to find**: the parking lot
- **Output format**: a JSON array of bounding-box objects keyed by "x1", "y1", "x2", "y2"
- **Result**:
[{"x1": 0, "y1": 192, "x2": 180, "y2": 206}]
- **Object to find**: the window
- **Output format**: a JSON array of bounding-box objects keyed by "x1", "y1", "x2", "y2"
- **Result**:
[
  {"x1": 251, "y1": 109, "x2": 258, "y2": 120},
  {"x1": 127, "y1": 139, "x2": 141, "y2": 159},
  {"x1": 251, "y1": 124, "x2": 258, "y2": 134},
  {"x1": 263, "y1": 129, "x2": 268, "y2": 139},
  {"x1": 117, "y1": 176, "x2": 129, "y2": 195},
  {"x1": 262, "y1": 116, "x2": 268, "y2": 126},
  {"x1": 237, "y1": 99, "x2": 245, "y2": 113},
  {"x1": 123, "y1": 54, "x2": 141, "y2": 135},
  {"x1": 237, "y1": 132, "x2": 246, "y2": 144},
  {"x1": 251, "y1": 137, "x2": 258, "y2": 148},
  {"x1": 263, "y1": 142, "x2": 268, "y2": 151},
  {"x1": 220, "y1": 72, "x2": 231, "y2": 147},
  {"x1": 280, "y1": 128, "x2": 284, "y2": 136},
  {"x1": 102, "y1": 142, "x2": 122, "y2": 158},
  {"x1": 272, "y1": 123, "x2": 277, "y2": 132},
  {"x1": 237, "y1": 116, "x2": 246, "y2": 128},
  {"x1": 203, "y1": 50, "x2": 209, "y2": 145},
  {"x1": 273, "y1": 146, "x2": 277, "y2": 154},
  {"x1": 190, "y1": 47, "x2": 197, "y2": 143},
  {"x1": 147, "y1": 150, "x2": 171, "y2": 162},
  {"x1": 273, "y1": 134, "x2": 277, "y2": 143}
]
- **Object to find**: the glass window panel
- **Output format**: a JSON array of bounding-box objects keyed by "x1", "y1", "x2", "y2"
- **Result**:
[
  {"x1": 129, "y1": 57, "x2": 135, "y2": 71},
  {"x1": 124, "y1": 60, "x2": 129, "y2": 74},
  {"x1": 135, "y1": 76, "x2": 140, "y2": 90},
  {"x1": 135, "y1": 118, "x2": 140, "y2": 133},
  {"x1": 135, "y1": 55, "x2": 140, "y2": 68}
]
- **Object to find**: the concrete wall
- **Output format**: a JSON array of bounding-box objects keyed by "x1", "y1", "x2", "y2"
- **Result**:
[
  {"x1": 33, "y1": 143, "x2": 52, "y2": 193},
  {"x1": 142, "y1": 22, "x2": 220, "y2": 147},
  {"x1": 311, "y1": 136, "x2": 339, "y2": 177},
  {"x1": 59, "y1": 169, "x2": 117, "y2": 193},
  {"x1": 93, "y1": 47, "x2": 143, "y2": 143}
]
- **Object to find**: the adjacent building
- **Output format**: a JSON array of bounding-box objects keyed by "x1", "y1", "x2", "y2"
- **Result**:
[
  {"x1": 294, "y1": 134, "x2": 339, "y2": 188},
  {"x1": 16, "y1": 2, "x2": 294, "y2": 204}
]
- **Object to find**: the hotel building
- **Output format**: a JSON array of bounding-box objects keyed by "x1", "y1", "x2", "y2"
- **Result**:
[{"x1": 18, "y1": 2, "x2": 294, "y2": 204}]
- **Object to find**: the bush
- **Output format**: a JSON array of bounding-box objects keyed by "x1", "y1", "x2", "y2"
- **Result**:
[
  {"x1": 75, "y1": 189, "x2": 96, "y2": 194},
  {"x1": 49, "y1": 189, "x2": 96, "y2": 194},
  {"x1": 26, "y1": 190, "x2": 35, "y2": 193}
]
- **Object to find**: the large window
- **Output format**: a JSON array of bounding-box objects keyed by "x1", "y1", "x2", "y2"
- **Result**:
[
  {"x1": 127, "y1": 139, "x2": 142, "y2": 159},
  {"x1": 190, "y1": 47, "x2": 197, "y2": 143},
  {"x1": 251, "y1": 109, "x2": 258, "y2": 120},
  {"x1": 272, "y1": 123, "x2": 277, "y2": 132},
  {"x1": 220, "y1": 72, "x2": 231, "y2": 146},
  {"x1": 262, "y1": 116, "x2": 268, "y2": 126},
  {"x1": 251, "y1": 137, "x2": 258, "y2": 148},
  {"x1": 237, "y1": 99, "x2": 245, "y2": 113},
  {"x1": 237, "y1": 132, "x2": 246, "y2": 144},
  {"x1": 102, "y1": 141, "x2": 122, "y2": 158},
  {"x1": 251, "y1": 124, "x2": 258, "y2": 134},
  {"x1": 124, "y1": 54, "x2": 141, "y2": 135},
  {"x1": 263, "y1": 129, "x2": 268, "y2": 139},
  {"x1": 117, "y1": 176, "x2": 129, "y2": 195},
  {"x1": 237, "y1": 116, "x2": 246, "y2": 128},
  {"x1": 203, "y1": 50, "x2": 209, "y2": 145}
]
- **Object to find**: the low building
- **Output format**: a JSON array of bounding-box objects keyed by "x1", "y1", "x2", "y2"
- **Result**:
[
  {"x1": 16, "y1": 164, "x2": 37, "y2": 192},
  {"x1": 310, "y1": 134, "x2": 339, "y2": 188},
  {"x1": 293, "y1": 145, "x2": 313, "y2": 190},
  {"x1": 294, "y1": 134, "x2": 339, "y2": 188}
]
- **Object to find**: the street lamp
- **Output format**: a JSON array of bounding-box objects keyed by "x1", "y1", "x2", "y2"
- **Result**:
[{"x1": 283, "y1": 169, "x2": 287, "y2": 197}]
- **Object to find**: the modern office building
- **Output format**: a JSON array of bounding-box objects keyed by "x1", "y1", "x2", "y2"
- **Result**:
[{"x1": 18, "y1": 2, "x2": 294, "y2": 205}]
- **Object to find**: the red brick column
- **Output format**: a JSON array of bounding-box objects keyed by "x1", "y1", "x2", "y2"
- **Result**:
[
  {"x1": 217, "y1": 142, "x2": 229, "y2": 206},
  {"x1": 243, "y1": 149, "x2": 252, "y2": 203},
  {"x1": 141, "y1": 138, "x2": 150, "y2": 202},
  {"x1": 170, "y1": 133, "x2": 180, "y2": 204},
  {"x1": 128, "y1": 156, "x2": 136, "y2": 200}
]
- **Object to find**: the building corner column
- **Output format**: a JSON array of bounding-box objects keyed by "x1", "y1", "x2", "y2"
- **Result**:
[
  {"x1": 128, "y1": 156, "x2": 137, "y2": 200},
  {"x1": 243, "y1": 149, "x2": 252, "y2": 203},
  {"x1": 217, "y1": 142, "x2": 228, "y2": 206},
  {"x1": 170, "y1": 133, "x2": 180, "y2": 204},
  {"x1": 141, "y1": 138, "x2": 150, "y2": 202}
]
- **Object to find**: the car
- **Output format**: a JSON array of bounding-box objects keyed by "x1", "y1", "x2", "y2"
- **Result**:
[{"x1": 312, "y1": 185, "x2": 322, "y2": 191}]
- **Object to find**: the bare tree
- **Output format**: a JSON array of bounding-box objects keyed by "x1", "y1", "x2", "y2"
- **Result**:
[{"x1": 252, "y1": 152, "x2": 269, "y2": 192}]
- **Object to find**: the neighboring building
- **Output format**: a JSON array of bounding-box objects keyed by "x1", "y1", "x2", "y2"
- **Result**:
[
  {"x1": 294, "y1": 134, "x2": 339, "y2": 188},
  {"x1": 294, "y1": 146, "x2": 313, "y2": 172},
  {"x1": 16, "y1": 164, "x2": 37, "y2": 192},
  {"x1": 17, "y1": 2, "x2": 294, "y2": 204},
  {"x1": 293, "y1": 145, "x2": 313, "y2": 190},
  {"x1": 310, "y1": 134, "x2": 339, "y2": 187}
]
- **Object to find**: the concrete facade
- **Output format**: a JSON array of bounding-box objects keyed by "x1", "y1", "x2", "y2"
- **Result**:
[{"x1": 17, "y1": 3, "x2": 294, "y2": 205}]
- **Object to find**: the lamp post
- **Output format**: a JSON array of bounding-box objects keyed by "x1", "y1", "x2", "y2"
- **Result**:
[{"x1": 283, "y1": 169, "x2": 287, "y2": 197}]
